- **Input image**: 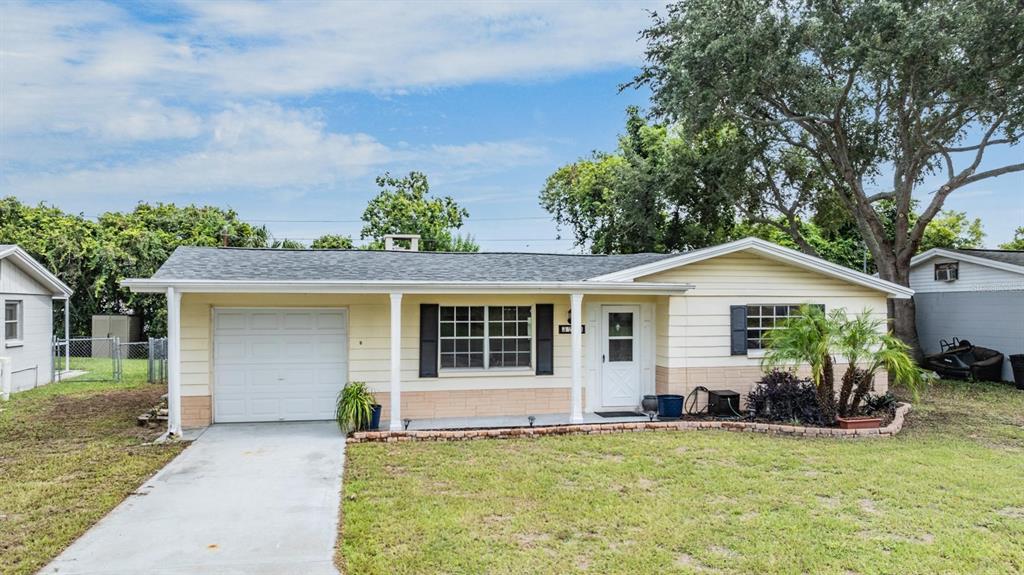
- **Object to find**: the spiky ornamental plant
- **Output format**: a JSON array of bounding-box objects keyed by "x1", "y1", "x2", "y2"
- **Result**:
[
  {"x1": 335, "y1": 381, "x2": 376, "y2": 434},
  {"x1": 834, "y1": 310, "x2": 925, "y2": 416},
  {"x1": 762, "y1": 305, "x2": 842, "y2": 420},
  {"x1": 764, "y1": 306, "x2": 926, "y2": 420}
]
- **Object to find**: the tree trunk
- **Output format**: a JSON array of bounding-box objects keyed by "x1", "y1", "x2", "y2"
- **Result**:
[
  {"x1": 818, "y1": 355, "x2": 837, "y2": 422},
  {"x1": 875, "y1": 255, "x2": 923, "y2": 361}
]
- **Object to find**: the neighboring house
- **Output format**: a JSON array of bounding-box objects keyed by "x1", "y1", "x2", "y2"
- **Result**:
[
  {"x1": 909, "y1": 248, "x2": 1024, "y2": 381},
  {"x1": 123, "y1": 236, "x2": 913, "y2": 434},
  {"x1": 0, "y1": 245, "x2": 73, "y2": 398}
]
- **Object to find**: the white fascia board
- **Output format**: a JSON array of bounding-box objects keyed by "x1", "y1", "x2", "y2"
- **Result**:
[
  {"x1": 911, "y1": 248, "x2": 1024, "y2": 276},
  {"x1": 0, "y1": 246, "x2": 73, "y2": 297},
  {"x1": 120, "y1": 279, "x2": 695, "y2": 296},
  {"x1": 588, "y1": 237, "x2": 914, "y2": 299}
]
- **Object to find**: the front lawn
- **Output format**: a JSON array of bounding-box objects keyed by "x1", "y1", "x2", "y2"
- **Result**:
[
  {"x1": 340, "y1": 380, "x2": 1024, "y2": 574},
  {"x1": 0, "y1": 373, "x2": 184, "y2": 575}
]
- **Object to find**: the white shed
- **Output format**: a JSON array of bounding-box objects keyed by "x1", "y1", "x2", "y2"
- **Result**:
[
  {"x1": 909, "y1": 248, "x2": 1024, "y2": 382},
  {"x1": 0, "y1": 245, "x2": 73, "y2": 397}
]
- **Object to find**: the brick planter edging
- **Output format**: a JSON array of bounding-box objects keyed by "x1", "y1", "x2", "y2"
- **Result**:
[{"x1": 347, "y1": 402, "x2": 912, "y2": 443}]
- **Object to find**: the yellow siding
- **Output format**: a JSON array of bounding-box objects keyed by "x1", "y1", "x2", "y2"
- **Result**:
[
  {"x1": 644, "y1": 250, "x2": 890, "y2": 370},
  {"x1": 180, "y1": 292, "x2": 601, "y2": 397}
]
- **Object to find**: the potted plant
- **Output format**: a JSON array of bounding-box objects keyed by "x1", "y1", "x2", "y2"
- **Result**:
[{"x1": 335, "y1": 381, "x2": 381, "y2": 433}]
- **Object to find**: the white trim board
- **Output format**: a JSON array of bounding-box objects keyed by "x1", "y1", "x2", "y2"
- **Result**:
[
  {"x1": 588, "y1": 237, "x2": 914, "y2": 299},
  {"x1": 0, "y1": 245, "x2": 73, "y2": 298},
  {"x1": 911, "y1": 248, "x2": 1024, "y2": 277}
]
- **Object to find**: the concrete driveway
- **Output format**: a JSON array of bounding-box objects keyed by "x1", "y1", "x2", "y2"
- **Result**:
[{"x1": 41, "y1": 422, "x2": 345, "y2": 575}]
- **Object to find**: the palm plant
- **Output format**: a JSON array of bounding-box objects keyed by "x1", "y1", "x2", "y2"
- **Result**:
[
  {"x1": 763, "y1": 306, "x2": 926, "y2": 420},
  {"x1": 761, "y1": 305, "x2": 841, "y2": 419},
  {"x1": 336, "y1": 381, "x2": 377, "y2": 433},
  {"x1": 834, "y1": 310, "x2": 924, "y2": 416}
]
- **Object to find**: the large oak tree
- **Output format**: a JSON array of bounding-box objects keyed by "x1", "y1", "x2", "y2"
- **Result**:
[{"x1": 631, "y1": 0, "x2": 1024, "y2": 353}]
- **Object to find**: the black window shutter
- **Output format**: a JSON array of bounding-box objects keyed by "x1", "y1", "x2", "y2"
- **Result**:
[
  {"x1": 730, "y1": 305, "x2": 748, "y2": 356},
  {"x1": 419, "y1": 304, "x2": 439, "y2": 377},
  {"x1": 535, "y1": 304, "x2": 554, "y2": 375}
]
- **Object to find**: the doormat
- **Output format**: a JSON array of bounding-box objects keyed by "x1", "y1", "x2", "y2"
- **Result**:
[{"x1": 594, "y1": 411, "x2": 642, "y2": 418}]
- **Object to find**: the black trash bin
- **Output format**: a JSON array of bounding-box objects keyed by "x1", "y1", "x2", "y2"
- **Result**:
[
  {"x1": 1010, "y1": 354, "x2": 1024, "y2": 390},
  {"x1": 657, "y1": 394, "x2": 684, "y2": 419}
]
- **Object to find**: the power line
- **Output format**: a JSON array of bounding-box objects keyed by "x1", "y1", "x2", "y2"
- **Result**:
[{"x1": 245, "y1": 215, "x2": 553, "y2": 223}]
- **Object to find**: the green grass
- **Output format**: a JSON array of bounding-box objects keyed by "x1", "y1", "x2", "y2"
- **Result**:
[
  {"x1": 340, "y1": 381, "x2": 1024, "y2": 574},
  {"x1": 0, "y1": 365, "x2": 184, "y2": 575}
]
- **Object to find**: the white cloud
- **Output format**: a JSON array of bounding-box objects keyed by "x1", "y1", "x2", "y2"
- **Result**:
[
  {"x1": 3, "y1": 102, "x2": 548, "y2": 199},
  {"x1": 0, "y1": 0, "x2": 639, "y2": 215}
]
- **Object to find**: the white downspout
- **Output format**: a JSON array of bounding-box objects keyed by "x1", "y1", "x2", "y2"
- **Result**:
[
  {"x1": 63, "y1": 298, "x2": 70, "y2": 373},
  {"x1": 166, "y1": 287, "x2": 182, "y2": 437},
  {"x1": 389, "y1": 292, "x2": 403, "y2": 431},
  {"x1": 570, "y1": 292, "x2": 585, "y2": 423}
]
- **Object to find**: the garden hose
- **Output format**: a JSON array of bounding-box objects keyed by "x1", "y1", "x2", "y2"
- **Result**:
[{"x1": 684, "y1": 386, "x2": 709, "y2": 415}]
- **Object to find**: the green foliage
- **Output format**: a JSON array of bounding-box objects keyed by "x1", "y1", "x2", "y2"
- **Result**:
[
  {"x1": 999, "y1": 227, "x2": 1024, "y2": 250},
  {"x1": 920, "y1": 210, "x2": 985, "y2": 252},
  {"x1": 632, "y1": 0, "x2": 1024, "y2": 289},
  {"x1": 336, "y1": 381, "x2": 377, "y2": 433},
  {"x1": 310, "y1": 234, "x2": 354, "y2": 250},
  {"x1": 0, "y1": 197, "x2": 269, "y2": 336},
  {"x1": 540, "y1": 107, "x2": 744, "y2": 253},
  {"x1": 762, "y1": 305, "x2": 838, "y2": 392},
  {"x1": 361, "y1": 171, "x2": 478, "y2": 252},
  {"x1": 764, "y1": 306, "x2": 926, "y2": 417}
]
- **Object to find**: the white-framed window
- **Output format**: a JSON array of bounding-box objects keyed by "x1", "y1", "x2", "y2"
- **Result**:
[
  {"x1": 5, "y1": 300, "x2": 23, "y2": 342},
  {"x1": 745, "y1": 304, "x2": 823, "y2": 350},
  {"x1": 934, "y1": 262, "x2": 959, "y2": 281},
  {"x1": 439, "y1": 305, "x2": 532, "y2": 370}
]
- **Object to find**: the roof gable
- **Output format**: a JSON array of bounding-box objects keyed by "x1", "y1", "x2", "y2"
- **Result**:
[
  {"x1": 911, "y1": 248, "x2": 1024, "y2": 277},
  {"x1": 0, "y1": 245, "x2": 73, "y2": 297},
  {"x1": 589, "y1": 237, "x2": 914, "y2": 298}
]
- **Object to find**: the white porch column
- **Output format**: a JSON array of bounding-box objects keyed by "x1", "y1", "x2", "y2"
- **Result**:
[
  {"x1": 389, "y1": 292, "x2": 403, "y2": 431},
  {"x1": 166, "y1": 287, "x2": 182, "y2": 437},
  {"x1": 570, "y1": 292, "x2": 584, "y2": 423}
]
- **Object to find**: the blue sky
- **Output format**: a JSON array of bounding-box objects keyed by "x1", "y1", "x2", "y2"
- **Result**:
[{"x1": 2, "y1": 1, "x2": 1021, "y2": 251}]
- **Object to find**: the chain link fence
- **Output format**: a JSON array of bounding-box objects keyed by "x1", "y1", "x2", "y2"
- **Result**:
[
  {"x1": 52, "y1": 336, "x2": 169, "y2": 384},
  {"x1": 148, "y1": 337, "x2": 168, "y2": 384},
  {"x1": 53, "y1": 337, "x2": 122, "y2": 382}
]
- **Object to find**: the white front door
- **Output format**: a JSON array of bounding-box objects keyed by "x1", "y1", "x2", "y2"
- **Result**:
[
  {"x1": 213, "y1": 308, "x2": 348, "y2": 423},
  {"x1": 600, "y1": 305, "x2": 641, "y2": 408}
]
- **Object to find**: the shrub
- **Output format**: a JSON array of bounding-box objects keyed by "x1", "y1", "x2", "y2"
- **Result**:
[
  {"x1": 863, "y1": 391, "x2": 898, "y2": 416},
  {"x1": 746, "y1": 369, "x2": 828, "y2": 426},
  {"x1": 336, "y1": 381, "x2": 376, "y2": 433}
]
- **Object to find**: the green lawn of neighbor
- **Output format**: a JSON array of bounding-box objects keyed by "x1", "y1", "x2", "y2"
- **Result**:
[
  {"x1": 0, "y1": 367, "x2": 184, "y2": 575},
  {"x1": 340, "y1": 380, "x2": 1024, "y2": 575}
]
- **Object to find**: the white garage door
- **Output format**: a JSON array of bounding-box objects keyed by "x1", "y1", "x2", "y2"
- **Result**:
[{"x1": 213, "y1": 308, "x2": 348, "y2": 423}]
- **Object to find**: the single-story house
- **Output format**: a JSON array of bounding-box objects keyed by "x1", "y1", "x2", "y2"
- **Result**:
[
  {"x1": 122, "y1": 236, "x2": 913, "y2": 435},
  {"x1": 910, "y1": 247, "x2": 1024, "y2": 381},
  {"x1": 0, "y1": 245, "x2": 73, "y2": 398}
]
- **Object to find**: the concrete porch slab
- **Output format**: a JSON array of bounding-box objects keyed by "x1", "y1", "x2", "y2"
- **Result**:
[{"x1": 396, "y1": 411, "x2": 653, "y2": 431}]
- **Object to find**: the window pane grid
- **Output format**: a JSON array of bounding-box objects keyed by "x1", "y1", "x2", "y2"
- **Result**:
[
  {"x1": 487, "y1": 306, "x2": 531, "y2": 368},
  {"x1": 439, "y1": 305, "x2": 485, "y2": 369},
  {"x1": 438, "y1": 305, "x2": 532, "y2": 370},
  {"x1": 5, "y1": 302, "x2": 20, "y2": 340},
  {"x1": 745, "y1": 304, "x2": 821, "y2": 350}
]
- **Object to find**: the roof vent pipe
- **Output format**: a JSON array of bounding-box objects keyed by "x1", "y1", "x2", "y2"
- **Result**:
[{"x1": 383, "y1": 234, "x2": 421, "y2": 252}]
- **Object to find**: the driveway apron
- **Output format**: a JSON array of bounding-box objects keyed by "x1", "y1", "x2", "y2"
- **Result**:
[{"x1": 41, "y1": 422, "x2": 345, "y2": 575}]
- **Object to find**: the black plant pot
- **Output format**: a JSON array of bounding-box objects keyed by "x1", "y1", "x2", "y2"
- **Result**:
[{"x1": 367, "y1": 404, "x2": 382, "y2": 430}]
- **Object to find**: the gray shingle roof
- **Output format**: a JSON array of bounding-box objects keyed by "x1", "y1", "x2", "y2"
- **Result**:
[
  {"x1": 151, "y1": 247, "x2": 678, "y2": 283},
  {"x1": 950, "y1": 248, "x2": 1024, "y2": 269}
]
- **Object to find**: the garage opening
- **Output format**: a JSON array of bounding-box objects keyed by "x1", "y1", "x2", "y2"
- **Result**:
[{"x1": 213, "y1": 308, "x2": 348, "y2": 423}]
